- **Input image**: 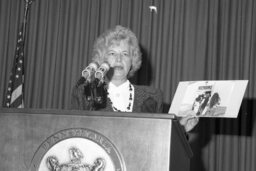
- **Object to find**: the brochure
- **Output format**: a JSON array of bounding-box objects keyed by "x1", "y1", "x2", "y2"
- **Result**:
[{"x1": 168, "y1": 80, "x2": 248, "y2": 118}]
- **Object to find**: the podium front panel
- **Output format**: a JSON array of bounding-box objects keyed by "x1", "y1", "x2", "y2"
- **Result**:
[{"x1": 0, "y1": 109, "x2": 176, "y2": 171}]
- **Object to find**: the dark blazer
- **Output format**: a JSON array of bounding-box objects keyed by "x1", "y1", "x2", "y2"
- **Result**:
[{"x1": 71, "y1": 84, "x2": 163, "y2": 113}]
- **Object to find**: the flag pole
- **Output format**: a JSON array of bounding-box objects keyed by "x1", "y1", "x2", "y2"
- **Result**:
[
  {"x1": 19, "y1": 0, "x2": 33, "y2": 107},
  {"x1": 22, "y1": 0, "x2": 33, "y2": 41}
]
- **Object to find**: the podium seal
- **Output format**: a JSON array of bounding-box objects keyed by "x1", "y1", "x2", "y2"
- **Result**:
[{"x1": 30, "y1": 128, "x2": 125, "y2": 171}]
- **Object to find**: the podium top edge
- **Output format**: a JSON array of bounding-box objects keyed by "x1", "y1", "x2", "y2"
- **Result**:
[{"x1": 0, "y1": 108, "x2": 176, "y2": 120}]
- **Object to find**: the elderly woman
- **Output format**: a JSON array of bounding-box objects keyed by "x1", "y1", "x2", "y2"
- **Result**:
[
  {"x1": 72, "y1": 25, "x2": 162, "y2": 113},
  {"x1": 71, "y1": 25, "x2": 198, "y2": 132}
]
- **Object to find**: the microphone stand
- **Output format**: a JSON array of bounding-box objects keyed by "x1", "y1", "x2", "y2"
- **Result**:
[{"x1": 84, "y1": 79, "x2": 107, "y2": 111}]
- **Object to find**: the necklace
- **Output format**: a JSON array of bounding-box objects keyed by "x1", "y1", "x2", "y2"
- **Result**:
[{"x1": 110, "y1": 83, "x2": 134, "y2": 112}]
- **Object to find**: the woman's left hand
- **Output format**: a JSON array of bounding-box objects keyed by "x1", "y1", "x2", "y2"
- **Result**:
[{"x1": 179, "y1": 111, "x2": 199, "y2": 132}]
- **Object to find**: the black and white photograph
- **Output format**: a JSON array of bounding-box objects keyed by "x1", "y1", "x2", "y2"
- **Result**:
[{"x1": 0, "y1": 0, "x2": 256, "y2": 171}]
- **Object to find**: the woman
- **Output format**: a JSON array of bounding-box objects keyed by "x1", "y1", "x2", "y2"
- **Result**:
[
  {"x1": 72, "y1": 25, "x2": 162, "y2": 113},
  {"x1": 71, "y1": 25, "x2": 198, "y2": 132}
]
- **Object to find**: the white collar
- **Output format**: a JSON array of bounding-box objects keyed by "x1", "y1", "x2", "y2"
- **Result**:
[
  {"x1": 108, "y1": 80, "x2": 134, "y2": 112},
  {"x1": 108, "y1": 80, "x2": 130, "y2": 92}
]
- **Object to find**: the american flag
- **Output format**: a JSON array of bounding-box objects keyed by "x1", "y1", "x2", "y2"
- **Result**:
[{"x1": 4, "y1": 27, "x2": 25, "y2": 108}]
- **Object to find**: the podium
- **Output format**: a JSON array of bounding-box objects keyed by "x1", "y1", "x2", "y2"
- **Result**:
[{"x1": 0, "y1": 108, "x2": 192, "y2": 171}]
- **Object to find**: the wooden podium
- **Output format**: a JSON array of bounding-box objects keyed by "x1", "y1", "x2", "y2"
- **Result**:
[{"x1": 0, "y1": 108, "x2": 192, "y2": 171}]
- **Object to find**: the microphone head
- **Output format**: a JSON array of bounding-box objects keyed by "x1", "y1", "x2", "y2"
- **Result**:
[
  {"x1": 95, "y1": 62, "x2": 110, "y2": 80},
  {"x1": 81, "y1": 62, "x2": 99, "y2": 79}
]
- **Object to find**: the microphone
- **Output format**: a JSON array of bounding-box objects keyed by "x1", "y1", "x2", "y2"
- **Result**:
[
  {"x1": 93, "y1": 62, "x2": 110, "y2": 107},
  {"x1": 81, "y1": 62, "x2": 99, "y2": 83},
  {"x1": 95, "y1": 62, "x2": 110, "y2": 82}
]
